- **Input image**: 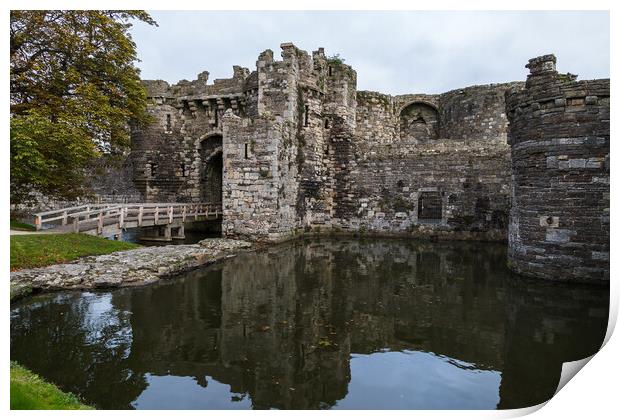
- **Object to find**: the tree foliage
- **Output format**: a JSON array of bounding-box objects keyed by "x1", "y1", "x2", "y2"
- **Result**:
[{"x1": 10, "y1": 10, "x2": 157, "y2": 205}]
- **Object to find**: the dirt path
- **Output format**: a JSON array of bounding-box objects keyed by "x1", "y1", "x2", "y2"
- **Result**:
[{"x1": 10, "y1": 230, "x2": 58, "y2": 236}]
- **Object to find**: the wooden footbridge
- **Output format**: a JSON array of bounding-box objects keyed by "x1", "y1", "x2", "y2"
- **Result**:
[{"x1": 34, "y1": 202, "x2": 222, "y2": 241}]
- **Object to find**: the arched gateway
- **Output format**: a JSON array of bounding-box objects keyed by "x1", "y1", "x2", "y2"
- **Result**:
[{"x1": 199, "y1": 134, "x2": 223, "y2": 204}]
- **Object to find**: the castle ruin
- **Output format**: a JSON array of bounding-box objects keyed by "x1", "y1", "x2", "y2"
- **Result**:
[{"x1": 129, "y1": 43, "x2": 609, "y2": 284}]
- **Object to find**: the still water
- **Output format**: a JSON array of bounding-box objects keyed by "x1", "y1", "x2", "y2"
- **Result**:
[
  {"x1": 105, "y1": 227, "x2": 219, "y2": 246},
  {"x1": 10, "y1": 239, "x2": 609, "y2": 410}
]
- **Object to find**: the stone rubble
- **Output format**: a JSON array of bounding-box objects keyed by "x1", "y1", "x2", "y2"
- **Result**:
[{"x1": 10, "y1": 239, "x2": 253, "y2": 300}]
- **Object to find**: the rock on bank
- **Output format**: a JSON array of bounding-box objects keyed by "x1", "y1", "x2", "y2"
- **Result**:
[{"x1": 10, "y1": 239, "x2": 253, "y2": 300}]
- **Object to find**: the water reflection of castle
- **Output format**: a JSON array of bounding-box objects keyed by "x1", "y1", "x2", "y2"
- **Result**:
[{"x1": 119, "y1": 240, "x2": 607, "y2": 409}]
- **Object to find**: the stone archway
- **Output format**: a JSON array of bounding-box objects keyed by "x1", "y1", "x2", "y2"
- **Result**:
[
  {"x1": 200, "y1": 135, "x2": 223, "y2": 203},
  {"x1": 399, "y1": 102, "x2": 439, "y2": 142}
]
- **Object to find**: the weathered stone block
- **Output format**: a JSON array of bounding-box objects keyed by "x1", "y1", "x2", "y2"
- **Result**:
[
  {"x1": 568, "y1": 159, "x2": 586, "y2": 169},
  {"x1": 539, "y1": 216, "x2": 559, "y2": 228}
]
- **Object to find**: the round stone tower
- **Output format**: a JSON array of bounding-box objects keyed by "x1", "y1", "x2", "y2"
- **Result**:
[{"x1": 505, "y1": 55, "x2": 610, "y2": 283}]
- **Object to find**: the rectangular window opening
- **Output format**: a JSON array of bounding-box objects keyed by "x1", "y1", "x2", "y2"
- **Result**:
[
  {"x1": 166, "y1": 114, "x2": 172, "y2": 131},
  {"x1": 418, "y1": 191, "x2": 443, "y2": 222},
  {"x1": 244, "y1": 143, "x2": 249, "y2": 159}
]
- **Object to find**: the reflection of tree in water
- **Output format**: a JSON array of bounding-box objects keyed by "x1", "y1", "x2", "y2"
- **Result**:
[
  {"x1": 10, "y1": 239, "x2": 608, "y2": 409},
  {"x1": 10, "y1": 292, "x2": 146, "y2": 409}
]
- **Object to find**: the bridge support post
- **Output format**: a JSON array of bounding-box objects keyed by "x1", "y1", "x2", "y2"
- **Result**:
[
  {"x1": 97, "y1": 212, "x2": 103, "y2": 234},
  {"x1": 172, "y1": 224, "x2": 185, "y2": 240}
]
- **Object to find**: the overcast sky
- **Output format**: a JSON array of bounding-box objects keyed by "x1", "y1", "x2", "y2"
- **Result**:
[{"x1": 130, "y1": 11, "x2": 609, "y2": 95}]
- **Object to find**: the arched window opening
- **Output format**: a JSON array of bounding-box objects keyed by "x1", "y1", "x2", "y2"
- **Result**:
[
  {"x1": 399, "y1": 102, "x2": 439, "y2": 142},
  {"x1": 200, "y1": 135, "x2": 223, "y2": 203}
]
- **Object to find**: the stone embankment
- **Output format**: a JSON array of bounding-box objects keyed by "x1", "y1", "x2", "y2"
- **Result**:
[{"x1": 10, "y1": 239, "x2": 253, "y2": 300}]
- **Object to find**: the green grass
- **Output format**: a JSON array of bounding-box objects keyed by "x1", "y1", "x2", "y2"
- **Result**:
[
  {"x1": 11, "y1": 233, "x2": 140, "y2": 271},
  {"x1": 10, "y1": 219, "x2": 36, "y2": 231},
  {"x1": 10, "y1": 362, "x2": 92, "y2": 410}
]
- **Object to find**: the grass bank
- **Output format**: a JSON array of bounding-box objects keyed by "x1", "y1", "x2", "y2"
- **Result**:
[
  {"x1": 10, "y1": 219, "x2": 36, "y2": 231},
  {"x1": 10, "y1": 362, "x2": 92, "y2": 410},
  {"x1": 11, "y1": 233, "x2": 140, "y2": 271}
]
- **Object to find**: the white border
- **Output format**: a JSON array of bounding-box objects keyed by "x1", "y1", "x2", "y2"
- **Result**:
[{"x1": 2, "y1": 2, "x2": 617, "y2": 419}]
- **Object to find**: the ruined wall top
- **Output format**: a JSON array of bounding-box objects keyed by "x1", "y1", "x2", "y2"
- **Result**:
[
  {"x1": 141, "y1": 47, "x2": 609, "y2": 147},
  {"x1": 143, "y1": 64, "x2": 250, "y2": 99},
  {"x1": 505, "y1": 54, "x2": 610, "y2": 145},
  {"x1": 525, "y1": 54, "x2": 557, "y2": 77}
]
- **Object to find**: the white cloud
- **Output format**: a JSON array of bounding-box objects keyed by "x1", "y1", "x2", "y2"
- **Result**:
[{"x1": 130, "y1": 10, "x2": 609, "y2": 95}]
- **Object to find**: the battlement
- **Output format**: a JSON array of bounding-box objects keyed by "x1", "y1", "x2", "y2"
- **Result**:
[
  {"x1": 526, "y1": 54, "x2": 557, "y2": 76},
  {"x1": 506, "y1": 55, "x2": 609, "y2": 145}
]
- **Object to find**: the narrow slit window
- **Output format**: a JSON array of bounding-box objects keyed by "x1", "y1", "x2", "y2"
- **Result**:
[
  {"x1": 214, "y1": 109, "x2": 218, "y2": 127},
  {"x1": 328, "y1": 66, "x2": 333, "y2": 76},
  {"x1": 166, "y1": 114, "x2": 172, "y2": 131},
  {"x1": 324, "y1": 118, "x2": 330, "y2": 128},
  {"x1": 304, "y1": 104, "x2": 309, "y2": 127},
  {"x1": 244, "y1": 143, "x2": 249, "y2": 159}
]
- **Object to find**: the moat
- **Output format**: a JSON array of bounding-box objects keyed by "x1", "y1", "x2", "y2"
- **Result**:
[{"x1": 10, "y1": 239, "x2": 608, "y2": 410}]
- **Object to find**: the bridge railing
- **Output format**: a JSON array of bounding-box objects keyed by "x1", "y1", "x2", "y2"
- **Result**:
[
  {"x1": 34, "y1": 204, "x2": 115, "y2": 230},
  {"x1": 35, "y1": 202, "x2": 222, "y2": 233}
]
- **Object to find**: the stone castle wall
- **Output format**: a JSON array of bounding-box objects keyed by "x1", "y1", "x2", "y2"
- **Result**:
[
  {"x1": 130, "y1": 65, "x2": 253, "y2": 203},
  {"x1": 505, "y1": 55, "x2": 610, "y2": 283},
  {"x1": 129, "y1": 44, "x2": 525, "y2": 241},
  {"x1": 127, "y1": 45, "x2": 610, "y2": 282},
  {"x1": 339, "y1": 84, "x2": 518, "y2": 239}
]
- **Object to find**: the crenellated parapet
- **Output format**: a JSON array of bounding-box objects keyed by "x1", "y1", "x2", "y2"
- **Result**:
[{"x1": 506, "y1": 55, "x2": 609, "y2": 143}]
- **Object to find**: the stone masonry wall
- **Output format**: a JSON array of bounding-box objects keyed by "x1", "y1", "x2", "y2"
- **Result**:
[
  {"x1": 505, "y1": 55, "x2": 610, "y2": 283},
  {"x1": 131, "y1": 67, "x2": 251, "y2": 202},
  {"x1": 126, "y1": 45, "x2": 610, "y2": 284},
  {"x1": 342, "y1": 84, "x2": 516, "y2": 240},
  {"x1": 221, "y1": 113, "x2": 300, "y2": 241},
  {"x1": 131, "y1": 44, "x2": 515, "y2": 242},
  {"x1": 340, "y1": 140, "x2": 511, "y2": 240}
]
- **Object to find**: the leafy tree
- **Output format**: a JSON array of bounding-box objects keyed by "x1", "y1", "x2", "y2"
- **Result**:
[{"x1": 10, "y1": 10, "x2": 157, "y2": 205}]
